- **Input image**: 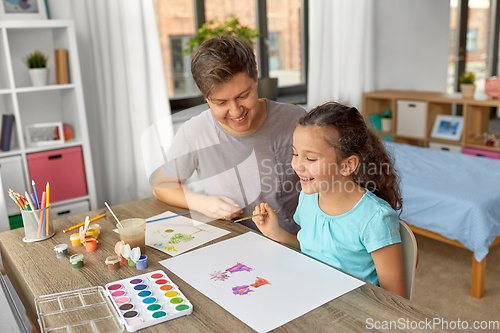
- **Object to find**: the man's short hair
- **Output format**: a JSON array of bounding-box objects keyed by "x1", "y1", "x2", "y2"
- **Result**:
[{"x1": 191, "y1": 36, "x2": 257, "y2": 99}]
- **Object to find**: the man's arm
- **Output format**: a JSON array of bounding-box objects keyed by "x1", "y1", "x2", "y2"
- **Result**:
[
  {"x1": 152, "y1": 169, "x2": 190, "y2": 209},
  {"x1": 152, "y1": 168, "x2": 243, "y2": 220}
]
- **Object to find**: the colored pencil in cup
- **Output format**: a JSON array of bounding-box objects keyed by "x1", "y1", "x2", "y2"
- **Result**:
[
  {"x1": 31, "y1": 180, "x2": 40, "y2": 209},
  {"x1": 37, "y1": 192, "x2": 46, "y2": 238},
  {"x1": 8, "y1": 193, "x2": 23, "y2": 210},
  {"x1": 32, "y1": 180, "x2": 40, "y2": 210},
  {"x1": 25, "y1": 192, "x2": 35, "y2": 211},
  {"x1": 45, "y1": 182, "x2": 50, "y2": 235},
  {"x1": 25, "y1": 192, "x2": 39, "y2": 229},
  {"x1": 9, "y1": 190, "x2": 25, "y2": 210}
]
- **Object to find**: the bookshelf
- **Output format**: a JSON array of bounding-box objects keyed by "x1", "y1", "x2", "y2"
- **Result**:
[
  {"x1": 0, "y1": 20, "x2": 97, "y2": 225},
  {"x1": 362, "y1": 90, "x2": 500, "y2": 154}
]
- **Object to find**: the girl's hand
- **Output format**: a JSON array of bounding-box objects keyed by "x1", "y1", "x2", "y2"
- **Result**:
[{"x1": 252, "y1": 203, "x2": 282, "y2": 240}]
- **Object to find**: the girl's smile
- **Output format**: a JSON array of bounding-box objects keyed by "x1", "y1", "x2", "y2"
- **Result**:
[
  {"x1": 291, "y1": 125, "x2": 342, "y2": 194},
  {"x1": 297, "y1": 174, "x2": 315, "y2": 185}
]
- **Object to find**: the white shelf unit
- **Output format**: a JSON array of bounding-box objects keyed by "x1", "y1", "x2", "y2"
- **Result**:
[{"x1": 0, "y1": 20, "x2": 97, "y2": 222}]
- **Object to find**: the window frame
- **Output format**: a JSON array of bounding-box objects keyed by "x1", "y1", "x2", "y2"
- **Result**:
[
  {"x1": 170, "y1": 0, "x2": 308, "y2": 111},
  {"x1": 454, "y1": 0, "x2": 500, "y2": 91}
]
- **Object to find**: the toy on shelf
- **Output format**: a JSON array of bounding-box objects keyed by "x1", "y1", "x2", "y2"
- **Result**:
[
  {"x1": 473, "y1": 132, "x2": 500, "y2": 148},
  {"x1": 485, "y1": 77, "x2": 500, "y2": 100}
]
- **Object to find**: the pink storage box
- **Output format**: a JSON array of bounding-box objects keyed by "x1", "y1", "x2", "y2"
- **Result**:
[
  {"x1": 27, "y1": 146, "x2": 88, "y2": 203},
  {"x1": 462, "y1": 147, "x2": 500, "y2": 160}
]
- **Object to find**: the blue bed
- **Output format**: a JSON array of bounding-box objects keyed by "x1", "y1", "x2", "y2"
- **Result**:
[{"x1": 385, "y1": 141, "x2": 500, "y2": 263}]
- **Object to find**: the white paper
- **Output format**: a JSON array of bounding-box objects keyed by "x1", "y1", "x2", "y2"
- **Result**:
[
  {"x1": 145, "y1": 211, "x2": 230, "y2": 256},
  {"x1": 160, "y1": 232, "x2": 365, "y2": 332}
]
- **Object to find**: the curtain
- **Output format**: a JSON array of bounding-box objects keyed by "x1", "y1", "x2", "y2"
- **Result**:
[
  {"x1": 63, "y1": 0, "x2": 172, "y2": 205},
  {"x1": 307, "y1": 0, "x2": 375, "y2": 110}
]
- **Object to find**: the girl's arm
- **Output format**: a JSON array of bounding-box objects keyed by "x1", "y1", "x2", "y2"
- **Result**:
[
  {"x1": 371, "y1": 243, "x2": 406, "y2": 298},
  {"x1": 252, "y1": 203, "x2": 301, "y2": 250}
]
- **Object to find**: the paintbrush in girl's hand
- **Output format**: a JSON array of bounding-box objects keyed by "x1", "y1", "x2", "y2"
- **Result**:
[{"x1": 233, "y1": 210, "x2": 275, "y2": 223}]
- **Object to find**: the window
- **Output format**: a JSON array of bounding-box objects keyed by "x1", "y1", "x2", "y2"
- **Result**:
[
  {"x1": 268, "y1": 32, "x2": 281, "y2": 71},
  {"x1": 267, "y1": 0, "x2": 305, "y2": 87},
  {"x1": 448, "y1": 0, "x2": 494, "y2": 94},
  {"x1": 154, "y1": 0, "x2": 308, "y2": 108},
  {"x1": 170, "y1": 36, "x2": 199, "y2": 97},
  {"x1": 153, "y1": 0, "x2": 197, "y2": 98},
  {"x1": 466, "y1": 28, "x2": 478, "y2": 51}
]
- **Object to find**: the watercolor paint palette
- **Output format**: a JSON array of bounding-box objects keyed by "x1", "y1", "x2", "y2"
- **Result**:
[{"x1": 105, "y1": 270, "x2": 193, "y2": 332}]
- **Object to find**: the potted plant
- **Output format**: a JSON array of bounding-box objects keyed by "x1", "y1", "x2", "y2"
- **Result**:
[
  {"x1": 185, "y1": 14, "x2": 261, "y2": 55},
  {"x1": 459, "y1": 72, "x2": 475, "y2": 99},
  {"x1": 23, "y1": 50, "x2": 49, "y2": 86},
  {"x1": 185, "y1": 15, "x2": 279, "y2": 100},
  {"x1": 381, "y1": 109, "x2": 392, "y2": 132}
]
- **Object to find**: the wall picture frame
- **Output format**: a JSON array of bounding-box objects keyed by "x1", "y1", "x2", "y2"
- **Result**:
[
  {"x1": 0, "y1": 0, "x2": 47, "y2": 20},
  {"x1": 25, "y1": 122, "x2": 64, "y2": 147},
  {"x1": 430, "y1": 115, "x2": 464, "y2": 141}
]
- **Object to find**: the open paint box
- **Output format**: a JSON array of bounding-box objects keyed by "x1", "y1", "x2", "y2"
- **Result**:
[
  {"x1": 35, "y1": 270, "x2": 192, "y2": 332},
  {"x1": 35, "y1": 286, "x2": 123, "y2": 332}
]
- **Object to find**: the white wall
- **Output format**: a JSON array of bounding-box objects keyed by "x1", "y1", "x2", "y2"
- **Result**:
[{"x1": 375, "y1": 0, "x2": 450, "y2": 91}]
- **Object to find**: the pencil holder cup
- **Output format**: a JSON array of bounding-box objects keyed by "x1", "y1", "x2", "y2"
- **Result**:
[{"x1": 21, "y1": 205, "x2": 54, "y2": 242}]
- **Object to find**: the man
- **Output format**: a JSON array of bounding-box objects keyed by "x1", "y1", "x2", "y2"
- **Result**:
[{"x1": 152, "y1": 36, "x2": 304, "y2": 234}]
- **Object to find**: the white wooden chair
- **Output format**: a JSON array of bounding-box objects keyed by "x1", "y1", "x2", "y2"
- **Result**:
[{"x1": 399, "y1": 220, "x2": 418, "y2": 300}]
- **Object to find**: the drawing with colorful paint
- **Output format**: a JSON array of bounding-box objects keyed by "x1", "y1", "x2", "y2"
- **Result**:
[
  {"x1": 145, "y1": 211, "x2": 230, "y2": 256},
  {"x1": 210, "y1": 262, "x2": 271, "y2": 296}
]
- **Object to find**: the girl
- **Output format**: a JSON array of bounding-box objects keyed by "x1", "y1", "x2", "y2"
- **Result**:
[{"x1": 253, "y1": 102, "x2": 406, "y2": 298}]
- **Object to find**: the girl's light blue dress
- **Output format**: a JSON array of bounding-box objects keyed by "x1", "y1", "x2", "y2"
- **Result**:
[{"x1": 294, "y1": 191, "x2": 401, "y2": 285}]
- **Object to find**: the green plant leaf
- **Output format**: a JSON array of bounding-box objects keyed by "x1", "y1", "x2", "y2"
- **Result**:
[
  {"x1": 184, "y1": 14, "x2": 262, "y2": 55},
  {"x1": 381, "y1": 109, "x2": 392, "y2": 119},
  {"x1": 23, "y1": 50, "x2": 49, "y2": 69},
  {"x1": 459, "y1": 72, "x2": 475, "y2": 84}
]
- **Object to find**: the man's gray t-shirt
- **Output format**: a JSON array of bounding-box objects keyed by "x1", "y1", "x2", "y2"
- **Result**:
[{"x1": 162, "y1": 99, "x2": 305, "y2": 234}]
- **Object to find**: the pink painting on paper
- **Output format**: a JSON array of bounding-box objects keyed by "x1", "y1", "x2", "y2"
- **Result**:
[
  {"x1": 232, "y1": 285, "x2": 253, "y2": 295},
  {"x1": 210, "y1": 271, "x2": 230, "y2": 281},
  {"x1": 225, "y1": 263, "x2": 254, "y2": 273}
]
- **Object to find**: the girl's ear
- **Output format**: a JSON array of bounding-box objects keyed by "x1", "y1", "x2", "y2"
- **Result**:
[{"x1": 341, "y1": 155, "x2": 359, "y2": 176}]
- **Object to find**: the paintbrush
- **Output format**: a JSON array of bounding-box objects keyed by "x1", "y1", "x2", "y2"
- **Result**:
[
  {"x1": 233, "y1": 210, "x2": 275, "y2": 223},
  {"x1": 105, "y1": 202, "x2": 124, "y2": 228}
]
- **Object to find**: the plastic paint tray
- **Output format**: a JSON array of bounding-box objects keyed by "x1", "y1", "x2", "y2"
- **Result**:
[
  {"x1": 34, "y1": 286, "x2": 124, "y2": 333},
  {"x1": 105, "y1": 270, "x2": 193, "y2": 332}
]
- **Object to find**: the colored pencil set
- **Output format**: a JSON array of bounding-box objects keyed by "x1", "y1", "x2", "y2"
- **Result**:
[{"x1": 8, "y1": 180, "x2": 51, "y2": 238}]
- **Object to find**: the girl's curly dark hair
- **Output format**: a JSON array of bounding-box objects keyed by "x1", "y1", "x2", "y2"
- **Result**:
[{"x1": 298, "y1": 102, "x2": 403, "y2": 212}]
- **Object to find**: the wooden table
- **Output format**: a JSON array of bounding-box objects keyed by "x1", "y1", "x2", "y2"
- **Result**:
[{"x1": 0, "y1": 197, "x2": 470, "y2": 332}]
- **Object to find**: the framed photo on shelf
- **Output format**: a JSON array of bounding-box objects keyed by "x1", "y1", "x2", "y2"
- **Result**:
[
  {"x1": 0, "y1": 0, "x2": 48, "y2": 20},
  {"x1": 431, "y1": 115, "x2": 464, "y2": 141},
  {"x1": 25, "y1": 122, "x2": 64, "y2": 147}
]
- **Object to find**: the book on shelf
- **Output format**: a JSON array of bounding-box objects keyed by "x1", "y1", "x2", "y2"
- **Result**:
[
  {"x1": 55, "y1": 49, "x2": 68, "y2": 84},
  {"x1": 0, "y1": 114, "x2": 15, "y2": 151}
]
